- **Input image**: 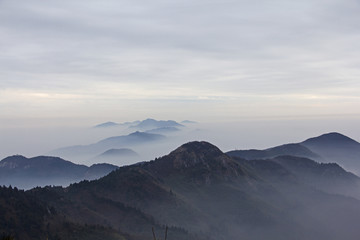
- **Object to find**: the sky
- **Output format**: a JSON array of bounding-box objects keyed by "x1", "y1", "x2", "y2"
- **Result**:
[
  {"x1": 1, "y1": 0, "x2": 360, "y2": 127},
  {"x1": 1, "y1": 0, "x2": 360, "y2": 160}
]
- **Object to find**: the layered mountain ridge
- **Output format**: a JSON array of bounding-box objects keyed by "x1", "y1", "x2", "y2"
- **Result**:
[
  {"x1": 2, "y1": 133, "x2": 360, "y2": 240},
  {"x1": 0, "y1": 155, "x2": 118, "y2": 189},
  {"x1": 228, "y1": 131, "x2": 360, "y2": 174},
  {"x1": 49, "y1": 131, "x2": 165, "y2": 161},
  {"x1": 144, "y1": 141, "x2": 249, "y2": 183}
]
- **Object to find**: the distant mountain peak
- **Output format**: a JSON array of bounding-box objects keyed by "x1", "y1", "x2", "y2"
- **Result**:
[
  {"x1": 94, "y1": 148, "x2": 140, "y2": 162},
  {"x1": 0, "y1": 155, "x2": 27, "y2": 168},
  {"x1": 302, "y1": 132, "x2": 358, "y2": 145},
  {"x1": 0, "y1": 155, "x2": 118, "y2": 189},
  {"x1": 147, "y1": 141, "x2": 246, "y2": 182},
  {"x1": 1, "y1": 155, "x2": 27, "y2": 161},
  {"x1": 145, "y1": 127, "x2": 180, "y2": 134},
  {"x1": 144, "y1": 118, "x2": 157, "y2": 122},
  {"x1": 127, "y1": 131, "x2": 161, "y2": 137},
  {"x1": 100, "y1": 148, "x2": 138, "y2": 156},
  {"x1": 227, "y1": 143, "x2": 320, "y2": 161},
  {"x1": 169, "y1": 141, "x2": 224, "y2": 159},
  {"x1": 94, "y1": 121, "x2": 119, "y2": 128},
  {"x1": 129, "y1": 130, "x2": 141, "y2": 135},
  {"x1": 300, "y1": 132, "x2": 360, "y2": 174},
  {"x1": 181, "y1": 120, "x2": 197, "y2": 124},
  {"x1": 129, "y1": 118, "x2": 184, "y2": 130}
]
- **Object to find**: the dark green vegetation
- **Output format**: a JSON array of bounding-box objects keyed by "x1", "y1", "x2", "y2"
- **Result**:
[
  {"x1": 1, "y1": 235, "x2": 14, "y2": 240},
  {"x1": 0, "y1": 156, "x2": 118, "y2": 189},
  {"x1": 0, "y1": 186, "x2": 130, "y2": 240},
  {"x1": 2, "y1": 133, "x2": 360, "y2": 239}
]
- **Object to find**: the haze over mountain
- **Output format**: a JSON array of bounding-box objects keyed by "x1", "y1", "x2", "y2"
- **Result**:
[
  {"x1": 2, "y1": 140, "x2": 360, "y2": 240},
  {"x1": 45, "y1": 119, "x2": 187, "y2": 165},
  {"x1": 227, "y1": 143, "x2": 321, "y2": 161},
  {"x1": 50, "y1": 131, "x2": 166, "y2": 162},
  {"x1": 301, "y1": 132, "x2": 360, "y2": 174},
  {"x1": 94, "y1": 121, "x2": 120, "y2": 128},
  {"x1": 94, "y1": 120, "x2": 142, "y2": 128},
  {"x1": 181, "y1": 120, "x2": 197, "y2": 124},
  {"x1": 97, "y1": 148, "x2": 139, "y2": 157},
  {"x1": 129, "y1": 118, "x2": 184, "y2": 131},
  {"x1": 2, "y1": 0, "x2": 360, "y2": 238},
  {"x1": 145, "y1": 126, "x2": 181, "y2": 134},
  {"x1": 0, "y1": 155, "x2": 118, "y2": 190},
  {"x1": 242, "y1": 155, "x2": 360, "y2": 198},
  {"x1": 93, "y1": 148, "x2": 139, "y2": 163},
  {"x1": 228, "y1": 132, "x2": 360, "y2": 174}
]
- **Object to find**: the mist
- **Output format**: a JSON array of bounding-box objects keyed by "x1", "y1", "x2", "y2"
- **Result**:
[
  {"x1": 2, "y1": 117, "x2": 360, "y2": 239},
  {"x1": 1, "y1": 0, "x2": 360, "y2": 238},
  {"x1": 1, "y1": 116, "x2": 360, "y2": 165}
]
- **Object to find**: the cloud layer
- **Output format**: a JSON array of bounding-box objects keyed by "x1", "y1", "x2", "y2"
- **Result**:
[{"x1": 1, "y1": 0, "x2": 360, "y2": 125}]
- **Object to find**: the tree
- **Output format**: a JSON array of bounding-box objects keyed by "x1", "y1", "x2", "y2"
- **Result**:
[
  {"x1": 1, "y1": 235, "x2": 14, "y2": 240},
  {"x1": 152, "y1": 226, "x2": 168, "y2": 240}
]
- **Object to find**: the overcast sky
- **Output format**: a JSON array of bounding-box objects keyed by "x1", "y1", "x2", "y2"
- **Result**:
[{"x1": 1, "y1": 0, "x2": 360, "y2": 127}]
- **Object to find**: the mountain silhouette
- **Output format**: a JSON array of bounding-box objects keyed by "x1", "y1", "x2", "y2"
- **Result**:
[
  {"x1": 129, "y1": 118, "x2": 183, "y2": 130},
  {"x1": 0, "y1": 155, "x2": 118, "y2": 189},
  {"x1": 145, "y1": 126, "x2": 181, "y2": 134},
  {"x1": 228, "y1": 132, "x2": 360, "y2": 174},
  {"x1": 93, "y1": 121, "x2": 119, "y2": 128},
  {"x1": 301, "y1": 132, "x2": 360, "y2": 174},
  {"x1": 27, "y1": 141, "x2": 360, "y2": 240},
  {"x1": 93, "y1": 148, "x2": 140, "y2": 164},
  {"x1": 227, "y1": 143, "x2": 320, "y2": 160},
  {"x1": 145, "y1": 141, "x2": 249, "y2": 183},
  {"x1": 251, "y1": 155, "x2": 360, "y2": 198},
  {"x1": 97, "y1": 148, "x2": 139, "y2": 158},
  {"x1": 181, "y1": 120, "x2": 197, "y2": 124},
  {"x1": 50, "y1": 131, "x2": 165, "y2": 160}
]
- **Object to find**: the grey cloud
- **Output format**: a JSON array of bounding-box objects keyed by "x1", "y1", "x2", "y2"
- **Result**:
[{"x1": 1, "y1": 0, "x2": 360, "y2": 95}]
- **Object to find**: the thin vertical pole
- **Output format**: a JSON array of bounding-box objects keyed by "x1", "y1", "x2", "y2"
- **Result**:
[
  {"x1": 152, "y1": 227, "x2": 157, "y2": 240},
  {"x1": 164, "y1": 226, "x2": 168, "y2": 240}
]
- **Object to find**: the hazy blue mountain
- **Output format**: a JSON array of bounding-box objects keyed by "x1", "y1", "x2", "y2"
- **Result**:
[
  {"x1": 0, "y1": 155, "x2": 118, "y2": 189},
  {"x1": 93, "y1": 121, "x2": 119, "y2": 128},
  {"x1": 93, "y1": 148, "x2": 140, "y2": 163},
  {"x1": 228, "y1": 132, "x2": 360, "y2": 174},
  {"x1": 145, "y1": 126, "x2": 181, "y2": 134},
  {"x1": 129, "y1": 118, "x2": 184, "y2": 130},
  {"x1": 121, "y1": 120, "x2": 141, "y2": 126},
  {"x1": 97, "y1": 131, "x2": 164, "y2": 147},
  {"x1": 30, "y1": 141, "x2": 360, "y2": 240},
  {"x1": 241, "y1": 154, "x2": 360, "y2": 198},
  {"x1": 271, "y1": 155, "x2": 360, "y2": 197},
  {"x1": 97, "y1": 148, "x2": 139, "y2": 158},
  {"x1": 50, "y1": 131, "x2": 165, "y2": 160},
  {"x1": 181, "y1": 120, "x2": 197, "y2": 124},
  {"x1": 85, "y1": 163, "x2": 120, "y2": 180},
  {"x1": 301, "y1": 132, "x2": 360, "y2": 174},
  {"x1": 227, "y1": 143, "x2": 321, "y2": 160},
  {"x1": 94, "y1": 120, "x2": 141, "y2": 128}
]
